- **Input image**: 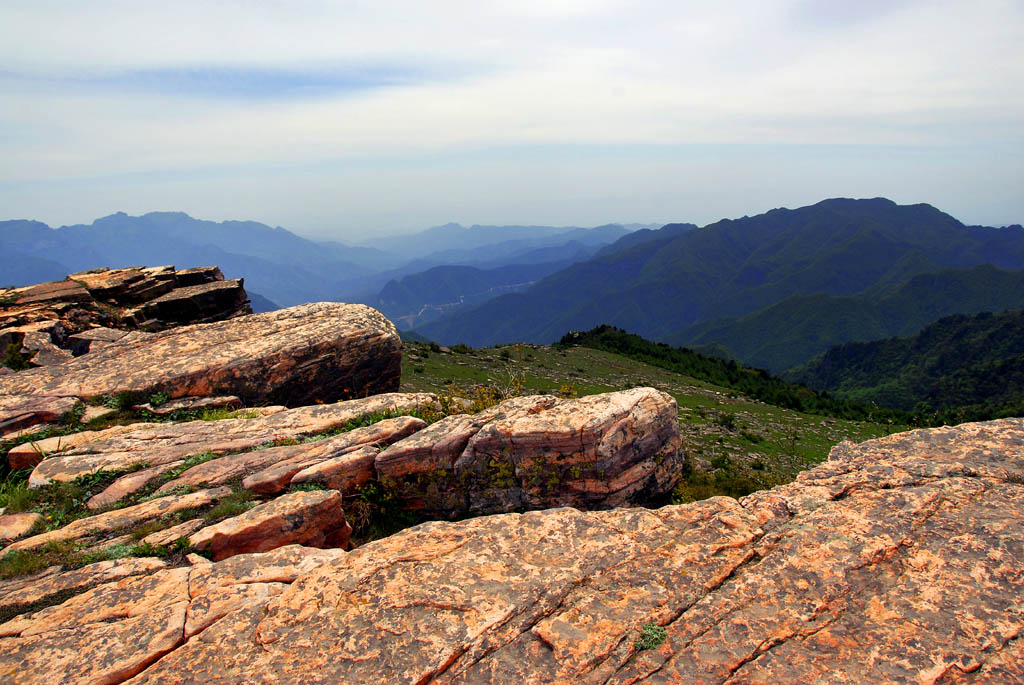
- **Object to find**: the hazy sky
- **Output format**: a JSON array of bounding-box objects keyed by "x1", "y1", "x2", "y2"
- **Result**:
[{"x1": 1, "y1": 0, "x2": 1022, "y2": 240}]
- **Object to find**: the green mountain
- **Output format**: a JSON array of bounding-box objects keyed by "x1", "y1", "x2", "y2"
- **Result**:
[
  {"x1": 416, "y1": 198, "x2": 1024, "y2": 347},
  {"x1": 786, "y1": 309, "x2": 1024, "y2": 421},
  {"x1": 674, "y1": 264, "x2": 1024, "y2": 372}
]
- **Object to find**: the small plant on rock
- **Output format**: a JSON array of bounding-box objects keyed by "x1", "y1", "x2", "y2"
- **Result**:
[{"x1": 634, "y1": 623, "x2": 667, "y2": 651}]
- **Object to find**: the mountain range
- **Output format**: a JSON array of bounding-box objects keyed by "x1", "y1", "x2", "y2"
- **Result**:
[{"x1": 415, "y1": 199, "x2": 1024, "y2": 371}]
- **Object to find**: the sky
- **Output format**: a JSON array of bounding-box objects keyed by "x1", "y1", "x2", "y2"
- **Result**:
[{"x1": 1, "y1": 0, "x2": 1022, "y2": 241}]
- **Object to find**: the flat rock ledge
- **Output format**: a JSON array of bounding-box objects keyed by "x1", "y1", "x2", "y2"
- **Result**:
[
  {"x1": 0, "y1": 418, "x2": 1018, "y2": 683},
  {"x1": 0, "y1": 302, "x2": 404, "y2": 433}
]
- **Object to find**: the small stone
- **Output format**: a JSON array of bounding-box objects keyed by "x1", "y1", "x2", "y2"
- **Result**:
[{"x1": 0, "y1": 513, "x2": 42, "y2": 541}]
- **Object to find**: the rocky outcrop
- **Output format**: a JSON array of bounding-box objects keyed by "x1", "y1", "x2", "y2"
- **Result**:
[
  {"x1": 26, "y1": 392, "x2": 437, "y2": 488},
  {"x1": 377, "y1": 387, "x2": 683, "y2": 516},
  {"x1": 0, "y1": 304, "x2": 406, "y2": 435},
  {"x1": 0, "y1": 419, "x2": 1016, "y2": 683}
]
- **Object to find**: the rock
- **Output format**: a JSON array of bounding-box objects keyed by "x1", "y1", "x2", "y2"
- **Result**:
[
  {"x1": 80, "y1": 405, "x2": 118, "y2": 423},
  {"x1": 86, "y1": 461, "x2": 185, "y2": 510},
  {"x1": 140, "y1": 279, "x2": 249, "y2": 325},
  {"x1": 377, "y1": 388, "x2": 683, "y2": 516},
  {"x1": 290, "y1": 445, "x2": 379, "y2": 492},
  {"x1": 28, "y1": 392, "x2": 437, "y2": 487},
  {"x1": 10, "y1": 279, "x2": 90, "y2": 306},
  {"x1": 67, "y1": 326, "x2": 130, "y2": 355},
  {"x1": 140, "y1": 519, "x2": 206, "y2": 547},
  {"x1": 0, "y1": 557, "x2": 166, "y2": 620},
  {"x1": 18, "y1": 330, "x2": 73, "y2": 366},
  {"x1": 0, "y1": 395, "x2": 78, "y2": 442},
  {"x1": 0, "y1": 513, "x2": 42, "y2": 541},
  {"x1": 0, "y1": 302, "x2": 403, "y2": 408},
  {"x1": 240, "y1": 416, "x2": 426, "y2": 495},
  {"x1": 132, "y1": 395, "x2": 241, "y2": 416},
  {"x1": 188, "y1": 490, "x2": 349, "y2": 561},
  {"x1": 8, "y1": 422, "x2": 151, "y2": 470},
  {"x1": 39, "y1": 417, "x2": 1014, "y2": 684},
  {"x1": 1, "y1": 488, "x2": 231, "y2": 556}
]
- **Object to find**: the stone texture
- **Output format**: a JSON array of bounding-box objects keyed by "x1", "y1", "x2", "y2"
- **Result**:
[
  {"x1": 0, "y1": 395, "x2": 78, "y2": 444},
  {"x1": 8, "y1": 422, "x2": 151, "y2": 470},
  {"x1": 291, "y1": 445, "x2": 379, "y2": 492},
  {"x1": 140, "y1": 519, "x2": 206, "y2": 547},
  {"x1": 132, "y1": 395, "x2": 241, "y2": 416},
  {"x1": 188, "y1": 490, "x2": 349, "y2": 561},
  {"x1": 87, "y1": 461, "x2": 185, "y2": 511},
  {"x1": 140, "y1": 279, "x2": 249, "y2": 326},
  {"x1": 240, "y1": 415, "x2": 426, "y2": 495},
  {"x1": 1, "y1": 488, "x2": 231, "y2": 555},
  {"x1": 0, "y1": 513, "x2": 42, "y2": 542},
  {"x1": 0, "y1": 302, "x2": 402, "y2": 410},
  {"x1": 6, "y1": 417, "x2": 1005, "y2": 684},
  {"x1": 0, "y1": 558, "x2": 167, "y2": 619},
  {"x1": 377, "y1": 387, "x2": 683, "y2": 516},
  {"x1": 27, "y1": 392, "x2": 437, "y2": 487}
]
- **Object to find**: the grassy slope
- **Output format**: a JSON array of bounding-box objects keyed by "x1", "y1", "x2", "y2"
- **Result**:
[{"x1": 399, "y1": 341, "x2": 903, "y2": 502}]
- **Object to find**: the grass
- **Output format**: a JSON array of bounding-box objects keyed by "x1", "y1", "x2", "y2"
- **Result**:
[{"x1": 399, "y1": 341, "x2": 905, "y2": 501}]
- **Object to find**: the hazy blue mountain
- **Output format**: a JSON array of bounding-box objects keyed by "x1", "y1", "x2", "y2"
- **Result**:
[
  {"x1": 373, "y1": 260, "x2": 576, "y2": 329},
  {"x1": 361, "y1": 222, "x2": 638, "y2": 261},
  {"x1": 415, "y1": 198, "x2": 1024, "y2": 347},
  {"x1": 785, "y1": 309, "x2": 1024, "y2": 420},
  {"x1": 673, "y1": 265, "x2": 1024, "y2": 372}
]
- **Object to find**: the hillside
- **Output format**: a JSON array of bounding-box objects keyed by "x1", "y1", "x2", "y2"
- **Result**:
[
  {"x1": 416, "y1": 198, "x2": 1024, "y2": 347},
  {"x1": 787, "y1": 309, "x2": 1024, "y2": 421},
  {"x1": 674, "y1": 264, "x2": 1024, "y2": 371}
]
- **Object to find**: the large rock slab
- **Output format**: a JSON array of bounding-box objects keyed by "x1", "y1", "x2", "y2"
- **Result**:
[
  {"x1": 188, "y1": 490, "x2": 349, "y2": 561},
  {"x1": 0, "y1": 301, "x2": 403, "y2": 408},
  {"x1": 0, "y1": 545, "x2": 343, "y2": 684},
  {"x1": 377, "y1": 387, "x2": 683, "y2": 516},
  {"x1": 6, "y1": 417, "x2": 1007, "y2": 684},
  {"x1": 0, "y1": 395, "x2": 78, "y2": 441},
  {"x1": 27, "y1": 392, "x2": 437, "y2": 487}
]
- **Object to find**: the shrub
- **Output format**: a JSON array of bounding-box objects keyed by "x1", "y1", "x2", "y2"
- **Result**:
[{"x1": 634, "y1": 623, "x2": 667, "y2": 651}]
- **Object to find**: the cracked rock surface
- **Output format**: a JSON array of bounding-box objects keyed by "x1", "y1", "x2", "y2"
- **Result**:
[
  {"x1": 0, "y1": 302, "x2": 403, "y2": 423},
  {"x1": 0, "y1": 418, "x2": 1020, "y2": 683}
]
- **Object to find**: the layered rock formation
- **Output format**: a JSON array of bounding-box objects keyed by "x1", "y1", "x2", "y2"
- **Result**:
[
  {"x1": 0, "y1": 302, "x2": 405, "y2": 435},
  {"x1": 0, "y1": 419, "x2": 1018, "y2": 683}
]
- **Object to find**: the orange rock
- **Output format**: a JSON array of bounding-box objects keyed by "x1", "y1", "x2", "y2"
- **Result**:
[
  {"x1": 189, "y1": 490, "x2": 348, "y2": 561},
  {"x1": 291, "y1": 445, "x2": 379, "y2": 492},
  {"x1": 0, "y1": 513, "x2": 41, "y2": 542},
  {"x1": 1, "y1": 487, "x2": 231, "y2": 555},
  {"x1": 86, "y1": 461, "x2": 185, "y2": 510}
]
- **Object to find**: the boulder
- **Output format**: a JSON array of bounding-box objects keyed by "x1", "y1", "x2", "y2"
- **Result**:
[
  {"x1": 0, "y1": 302, "x2": 403, "y2": 409},
  {"x1": 86, "y1": 461, "x2": 185, "y2": 511},
  {"x1": 0, "y1": 513, "x2": 42, "y2": 542},
  {"x1": 0, "y1": 418, "x2": 1010, "y2": 683},
  {"x1": 188, "y1": 490, "x2": 349, "y2": 561},
  {"x1": 140, "y1": 279, "x2": 249, "y2": 325},
  {"x1": 0, "y1": 395, "x2": 78, "y2": 441},
  {"x1": 27, "y1": 392, "x2": 437, "y2": 487},
  {"x1": 377, "y1": 388, "x2": 683, "y2": 516}
]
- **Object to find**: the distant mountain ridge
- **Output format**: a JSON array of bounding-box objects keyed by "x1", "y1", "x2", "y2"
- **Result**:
[{"x1": 415, "y1": 198, "x2": 1024, "y2": 350}]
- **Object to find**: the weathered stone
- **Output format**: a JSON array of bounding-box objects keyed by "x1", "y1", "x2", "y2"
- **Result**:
[
  {"x1": 0, "y1": 395, "x2": 78, "y2": 442},
  {"x1": 133, "y1": 394, "x2": 241, "y2": 416},
  {"x1": 1, "y1": 488, "x2": 231, "y2": 555},
  {"x1": 100, "y1": 418, "x2": 1024, "y2": 684},
  {"x1": 87, "y1": 461, "x2": 185, "y2": 510},
  {"x1": 28, "y1": 392, "x2": 437, "y2": 487},
  {"x1": 12, "y1": 279, "x2": 90, "y2": 305},
  {"x1": 0, "y1": 302, "x2": 403, "y2": 408},
  {"x1": 141, "y1": 279, "x2": 249, "y2": 325},
  {"x1": 240, "y1": 416, "x2": 427, "y2": 495},
  {"x1": 19, "y1": 330, "x2": 73, "y2": 366},
  {"x1": 140, "y1": 519, "x2": 206, "y2": 547},
  {"x1": 173, "y1": 266, "x2": 224, "y2": 288},
  {"x1": 0, "y1": 557, "x2": 166, "y2": 619},
  {"x1": 377, "y1": 388, "x2": 682, "y2": 516},
  {"x1": 188, "y1": 490, "x2": 349, "y2": 561},
  {"x1": 291, "y1": 445, "x2": 379, "y2": 492},
  {"x1": 80, "y1": 404, "x2": 118, "y2": 423},
  {"x1": 184, "y1": 581, "x2": 285, "y2": 639},
  {"x1": 8, "y1": 422, "x2": 149, "y2": 470},
  {"x1": 0, "y1": 513, "x2": 41, "y2": 541}
]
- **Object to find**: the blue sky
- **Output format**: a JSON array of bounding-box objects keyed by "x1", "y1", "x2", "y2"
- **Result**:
[{"x1": 1, "y1": 0, "x2": 1021, "y2": 240}]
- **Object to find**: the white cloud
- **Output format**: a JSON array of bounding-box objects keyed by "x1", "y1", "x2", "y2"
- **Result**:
[{"x1": 0, "y1": 0, "x2": 1021, "y2": 234}]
